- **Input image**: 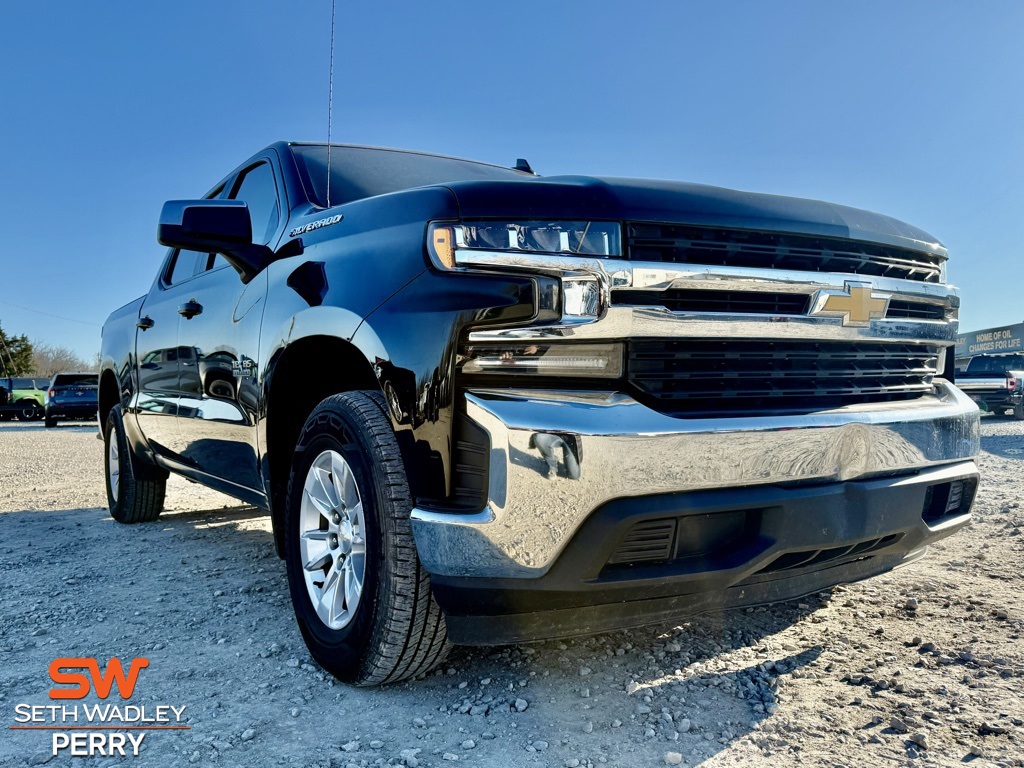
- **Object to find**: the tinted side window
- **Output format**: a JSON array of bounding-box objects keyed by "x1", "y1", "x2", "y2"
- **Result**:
[
  {"x1": 199, "y1": 253, "x2": 231, "y2": 273},
  {"x1": 230, "y1": 163, "x2": 280, "y2": 244},
  {"x1": 168, "y1": 250, "x2": 202, "y2": 286}
]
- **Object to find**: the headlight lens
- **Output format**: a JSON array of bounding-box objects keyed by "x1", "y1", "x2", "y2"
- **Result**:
[
  {"x1": 460, "y1": 343, "x2": 623, "y2": 378},
  {"x1": 429, "y1": 220, "x2": 621, "y2": 268}
]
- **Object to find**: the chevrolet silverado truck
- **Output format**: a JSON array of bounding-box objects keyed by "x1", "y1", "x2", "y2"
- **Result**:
[
  {"x1": 955, "y1": 354, "x2": 1024, "y2": 419},
  {"x1": 99, "y1": 142, "x2": 981, "y2": 685}
]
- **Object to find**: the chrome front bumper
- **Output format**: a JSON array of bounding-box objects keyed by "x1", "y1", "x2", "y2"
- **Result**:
[{"x1": 411, "y1": 381, "x2": 980, "y2": 579}]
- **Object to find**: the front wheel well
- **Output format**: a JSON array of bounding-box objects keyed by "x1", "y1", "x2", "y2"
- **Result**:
[
  {"x1": 265, "y1": 336, "x2": 380, "y2": 557},
  {"x1": 98, "y1": 369, "x2": 120, "y2": 427}
]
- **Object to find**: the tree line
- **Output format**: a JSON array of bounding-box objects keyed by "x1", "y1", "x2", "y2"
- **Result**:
[{"x1": 0, "y1": 320, "x2": 97, "y2": 377}]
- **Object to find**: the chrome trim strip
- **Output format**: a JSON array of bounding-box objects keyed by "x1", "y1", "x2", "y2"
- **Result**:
[
  {"x1": 410, "y1": 381, "x2": 980, "y2": 579},
  {"x1": 456, "y1": 250, "x2": 959, "y2": 343},
  {"x1": 454, "y1": 249, "x2": 959, "y2": 302},
  {"x1": 467, "y1": 305, "x2": 958, "y2": 344}
]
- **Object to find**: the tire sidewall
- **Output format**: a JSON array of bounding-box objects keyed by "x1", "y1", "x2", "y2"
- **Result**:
[
  {"x1": 105, "y1": 408, "x2": 131, "y2": 522},
  {"x1": 285, "y1": 413, "x2": 386, "y2": 679}
]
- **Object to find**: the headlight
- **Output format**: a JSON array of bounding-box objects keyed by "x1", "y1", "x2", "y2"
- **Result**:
[
  {"x1": 429, "y1": 220, "x2": 621, "y2": 268},
  {"x1": 460, "y1": 343, "x2": 623, "y2": 378}
]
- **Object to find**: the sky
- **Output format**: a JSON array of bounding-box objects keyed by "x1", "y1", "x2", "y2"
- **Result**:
[{"x1": 0, "y1": 1, "x2": 1021, "y2": 361}]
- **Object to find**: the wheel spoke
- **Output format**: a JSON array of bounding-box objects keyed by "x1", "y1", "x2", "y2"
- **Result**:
[
  {"x1": 300, "y1": 531, "x2": 331, "y2": 572},
  {"x1": 343, "y1": 559, "x2": 361, "y2": 613},
  {"x1": 350, "y1": 535, "x2": 366, "y2": 556},
  {"x1": 331, "y1": 453, "x2": 359, "y2": 510},
  {"x1": 304, "y1": 486, "x2": 334, "y2": 517},
  {"x1": 318, "y1": 566, "x2": 341, "y2": 623},
  {"x1": 313, "y1": 465, "x2": 340, "y2": 510}
]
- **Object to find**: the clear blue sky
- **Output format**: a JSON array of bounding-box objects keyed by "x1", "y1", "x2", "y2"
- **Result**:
[{"x1": 1, "y1": 1, "x2": 1021, "y2": 360}]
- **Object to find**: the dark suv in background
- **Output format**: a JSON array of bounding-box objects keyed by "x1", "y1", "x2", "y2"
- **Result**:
[{"x1": 45, "y1": 373, "x2": 99, "y2": 428}]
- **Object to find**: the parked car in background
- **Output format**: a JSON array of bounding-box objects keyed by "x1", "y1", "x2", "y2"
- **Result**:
[
  {"x1": 45, "y1": 372, "x2": 99, "y2": 428},
  {"x1": 956, "y1": 354, "x2": 1024, "y2": 419},
  {"x1": 0, "y1": 377, "x2": 47, "y2": 421}
]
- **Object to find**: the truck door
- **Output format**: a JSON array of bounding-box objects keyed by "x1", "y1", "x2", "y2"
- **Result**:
[
  {"x1": 172, "y1": 159, "x2": 279, "y2": 492},
  {"x1": 135, "y1": 249, "x2": 204, "y2": 457}
]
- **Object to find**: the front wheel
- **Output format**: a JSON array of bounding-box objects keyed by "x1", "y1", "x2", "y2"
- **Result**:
[
  {"x1": 285, "y1": 391, "x2": 449, "y2": 686},
  {"x1": 105, "y1": 405, "x2": 167, "y2": 523}
]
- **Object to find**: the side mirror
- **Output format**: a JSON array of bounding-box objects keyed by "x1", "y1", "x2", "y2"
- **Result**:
[{"x1": 157, "y1": 200, "x2": 273, "y2": 284}]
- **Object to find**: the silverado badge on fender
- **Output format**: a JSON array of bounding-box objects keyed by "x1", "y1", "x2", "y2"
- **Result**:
[
  {"x1": 289, "y1": 214, "x2": 343, "y2": 238},
  {"x1": 810, "y1": 283, "x2": 890, "y2": 326}
]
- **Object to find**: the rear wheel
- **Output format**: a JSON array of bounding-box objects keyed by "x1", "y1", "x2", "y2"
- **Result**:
[
  {"x1": 1014, "y1": 403, "x2": 1024, "y2": 421},
  {"x1": 16, "y1": 402, "x2": 42, "y2": 421},
  {"x1": 105, "y1": 405, "x2": 167, "y2": 523},
  {"x1": 44, "y1": 415, "x2": 56, "y2": 428},
  {"x1": 285, "y1": 391, "x2": 449, "y2": 686}
]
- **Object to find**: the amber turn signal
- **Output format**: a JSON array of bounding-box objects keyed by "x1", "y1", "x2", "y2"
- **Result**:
[{"x1": 430, "y1": 224, "x2": 456, "y2": 269}]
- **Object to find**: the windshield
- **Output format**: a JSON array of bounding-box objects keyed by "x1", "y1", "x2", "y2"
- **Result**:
[
  {"x1": 968, "y1": 355, "x2": 1024, "y2": 373},
  {"x1": 291, "y1": 145, "x2": 530, "y2": 208}
]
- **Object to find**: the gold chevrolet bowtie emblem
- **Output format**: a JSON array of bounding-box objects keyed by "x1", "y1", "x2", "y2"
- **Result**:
[{"x1": 812, "y1": 284, "x2": 890, "y2": 326}]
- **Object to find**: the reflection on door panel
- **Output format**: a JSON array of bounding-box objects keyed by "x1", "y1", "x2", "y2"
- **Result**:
[{"x1": 174, "y1": 265, "x2": 267, "y2": 490}]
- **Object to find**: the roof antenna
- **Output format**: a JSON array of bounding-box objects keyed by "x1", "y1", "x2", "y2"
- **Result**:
[
  {"x1": 325, "y1": 0, "x2": 337, "y2": 208},
  {"x1": 515, "y1": 158, "x2": 536, "y2": 175}
]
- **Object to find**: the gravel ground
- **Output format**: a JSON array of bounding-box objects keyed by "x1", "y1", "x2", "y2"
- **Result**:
[{"x1": 0, "y1": 418, "x2": 1021, "y2": 768}]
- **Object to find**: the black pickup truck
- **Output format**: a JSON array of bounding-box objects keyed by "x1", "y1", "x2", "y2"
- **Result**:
[
  {"x1": 100, "y1": 142, "x2": 980, "y2": 685},
  {"x1": 956, "y1": 354, "x2": 1024, "y2": 419}
]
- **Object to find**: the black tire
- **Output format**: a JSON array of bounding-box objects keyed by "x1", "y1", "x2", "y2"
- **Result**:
[
  {"x1": 285, "y1": 391, "x2": 449, "y2": 686},
  {"x1": 16, "y1": 402, "x2": 42, "y2": 421},
  {"x1": 1014, "y1": 403, "x2": 1024, "y2": 421},
  {"x1": 105, "y1": 405, "x2": 167, "y2": 523},
  {"x1": 44, "y1": 416, "x2": 56, "y2": 428}
]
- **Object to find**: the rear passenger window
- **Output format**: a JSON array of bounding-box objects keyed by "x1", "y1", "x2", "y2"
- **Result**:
[{"x1": 230, "y1": 162, "x2": 280, "y2": 244}]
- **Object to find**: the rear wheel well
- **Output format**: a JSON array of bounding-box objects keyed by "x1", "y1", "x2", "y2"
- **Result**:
[{"x1": 266, "y1": 336, "x2": 380, "y2": 556}]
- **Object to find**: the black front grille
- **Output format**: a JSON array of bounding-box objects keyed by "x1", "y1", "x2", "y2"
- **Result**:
[
  {"x1": 613, "y1": 289, "x2": 809, "y2": 315},
  {"x1": 628, "y1": 223, "x2": 945, "y2": 283},
  {"x1": 628, "y1": 340, "x2": 940, "y2": 416},
  {"x1": 885, "y1": 300, "x2": 947, "y2": 321}
]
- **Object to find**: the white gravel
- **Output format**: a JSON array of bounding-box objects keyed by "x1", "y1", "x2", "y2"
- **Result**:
[{"x1": 0, "y1": 417, "x2": 1022, "y2": 767}]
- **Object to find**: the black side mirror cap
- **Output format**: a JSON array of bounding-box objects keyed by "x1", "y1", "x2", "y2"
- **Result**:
[{"x1": 158, "y1": 200, "x2": 272, "y2": 284}]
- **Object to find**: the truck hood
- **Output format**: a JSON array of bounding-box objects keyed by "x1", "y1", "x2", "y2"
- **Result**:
[{"x1": 442, "y1": 176, "x2": 946, "y2": 257}]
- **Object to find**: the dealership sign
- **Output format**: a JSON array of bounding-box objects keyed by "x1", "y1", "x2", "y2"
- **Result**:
[
  {"x1": 9, "y1": 657, "x2": 188, "y2": 758},
  {"x1": 956, "y1": 322, "x2": 1024, "y2": 358}
]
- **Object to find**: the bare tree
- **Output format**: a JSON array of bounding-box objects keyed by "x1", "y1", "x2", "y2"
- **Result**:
[{"x1": 31, "y1": 343, "x2": 94, "y2": 377}]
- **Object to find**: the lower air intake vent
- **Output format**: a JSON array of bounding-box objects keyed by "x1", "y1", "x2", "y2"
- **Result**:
[
  {"x1": 607, "y1": 519, "x2": 676, "y2": 564},
  {"x1": 754, "y1": 534, "x2": 903, "y2": 575}
]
